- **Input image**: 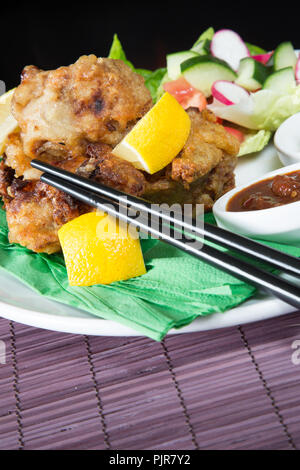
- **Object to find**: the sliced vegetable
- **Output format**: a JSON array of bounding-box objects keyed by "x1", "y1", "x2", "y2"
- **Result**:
[
  {"x1": 191, "y1": 39, "x2": 211, "y2": 55},
  {"x1": 181, "y1": 55, "x2": 237, "y2": 97},
  {"x1": 295, "y1": 54, "x2": 300, "y2": 84},
  {"x1": 207, "y1": 95, "x2": 256, "y2": 129},
  {"x1": 235, "y1": 57, "x2": 269, "y2": 91},
  {"x1": 167, "y1": 50, "x2": 199, "y2": 80},
  {"x1": 211, "y1": 80, "x2": 249, "y2": 105},
  {"x1": 208, "y1": 86, "x2": 300, "y2": 132},
  {"x1": 273, "y1": 41, "x2": 297, "y2": 71},
  {"x1": 191, "y1": 27, "x2": 214, "y2": 50},
  {"x1": 224, "y1": 126, "x2": 245, "y2": 143},
  {"x1": 251, "y1": 52, "x2": 273, "y2": 65},
  {"x1": 184, "y1": 91, "x2": 207, "y2": 110},
  {"x1": 263, "y1": 67, "x2": 296, "y2": 93},
  {"x1": 163, "y1": 77, "x2": 207, "y2": 111},
  {"x1": 210, "y1": 29, "x2": 250, "y2": 71}
]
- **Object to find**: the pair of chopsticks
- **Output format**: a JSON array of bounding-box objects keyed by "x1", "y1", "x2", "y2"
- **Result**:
[{"x1": 31, "y1": 159, "x2": 300, "y2": 310}]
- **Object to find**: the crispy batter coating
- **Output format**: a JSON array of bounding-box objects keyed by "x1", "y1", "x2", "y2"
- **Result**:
[
  {"x1": 171, "y1": 108, "x2": 239, "y2": 185},
  {"x1": 12, "y1": 55, "x2": 152, "y2": 159},
  {"x1": 144, "y1": 153, "x2": 237, "y2": 211},
  {"x1": 79, "y1": 143, "x2": 146, "y2": 196},
  {"x1": 0, "y1": 164, "x2": 86, "y2": 254}
]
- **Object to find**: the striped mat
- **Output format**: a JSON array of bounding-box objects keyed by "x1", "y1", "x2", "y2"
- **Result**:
[{"x1": 0, "y1": 311, "x2": 300, "y2": 450}]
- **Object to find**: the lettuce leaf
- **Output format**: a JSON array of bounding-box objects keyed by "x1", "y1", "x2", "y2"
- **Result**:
[
  {"x1": 141, "y1": 68, "x2": 167, "y2": 102},
  {"x1": 246, "y1": 42, "x2": 267, "y2": 55},
  {"x1": 108, "y1": 33, "x2": 134, "y2": 69},
  {"x1": 252, "y1": 87, "x2": 300, "y2": 130},
  {"x1": 238, "y1": 129, "x2": 272, "y2": 157}
]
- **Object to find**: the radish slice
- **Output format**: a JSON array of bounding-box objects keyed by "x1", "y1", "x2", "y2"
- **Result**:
[
  {"x1": 252, "y1": 52, "x2": 273, "y2": 65},
  {"x1": 210, "y1": 29, "x2": 250, "y2": 71},
  {"x1": 295, "y1": 54, "x2": 300, "y2": 84},
  {"x1": 211, "y1": 80, "x2": 250, "y2": 105}
]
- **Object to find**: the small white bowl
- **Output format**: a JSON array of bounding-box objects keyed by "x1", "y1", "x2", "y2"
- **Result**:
[
  {"x1": 274, "y1": 112, "x2": 300, "y2": 166},
  {"x1": 213, "y1": 163, "x2": 300, "y2": 244}
]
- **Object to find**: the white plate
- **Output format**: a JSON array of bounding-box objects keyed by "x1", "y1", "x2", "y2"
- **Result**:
[{"x1": 0, "y1": 141, "x2": 297, "y2": 335}]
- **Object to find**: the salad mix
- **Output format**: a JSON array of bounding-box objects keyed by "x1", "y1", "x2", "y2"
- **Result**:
[{"x1": 109, "y1": 28, "x2": 300, "y2": 157}]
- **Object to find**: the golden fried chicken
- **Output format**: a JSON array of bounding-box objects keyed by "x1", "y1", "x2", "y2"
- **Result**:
[
  {"x1": 79, "y1": 142, "x2": 146, "y2": 196},
  {"x1": 171, "y1": 109, "x2": 239, "y2": 185},
  {"x1": 0, "y1": 161, "x2": 84, "y2": 253},
  {"x1": 12, "y1": 55, "x2": 152, "y2": 161}
]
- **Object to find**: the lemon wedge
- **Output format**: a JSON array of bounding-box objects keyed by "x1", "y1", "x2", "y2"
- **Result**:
[
  {"x1": 58, "y1": 211, "x2": 146, "y2": 287},
  {"x1": 0, "y1": 88, "x2": 18, "y2": 155},
  {"x1": 112, "y1": 92, "x2": 191, "y2": 174}
]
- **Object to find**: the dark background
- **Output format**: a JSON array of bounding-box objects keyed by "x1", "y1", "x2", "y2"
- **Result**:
[{"x1": 2, "y1": 2, "x2": 299, "y2": 89}]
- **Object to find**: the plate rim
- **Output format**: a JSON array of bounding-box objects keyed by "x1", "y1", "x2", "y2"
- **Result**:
[{"x1": 0, "y1": 290, "x2": 296, "y2": 336}]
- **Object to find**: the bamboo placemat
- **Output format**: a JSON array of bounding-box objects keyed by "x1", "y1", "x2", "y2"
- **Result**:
[{"x1": 0, "y1": 312, "x2": 300, "y2": 450}]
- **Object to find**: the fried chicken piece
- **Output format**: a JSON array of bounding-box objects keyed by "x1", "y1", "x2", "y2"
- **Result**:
[
  {"x1": 144, "y1": 152, "x2": 237, "y2": 211},
  {"x1": 12, "y1": 55, "x2": 152, "y2": 161},
  {"x1": 4, "y1": 131, "x2": 88, "y2": 180},
  {"x1": 4, "y1": 132, "x2": 31, "y2": 177},
  {"x1": 171, "y1": 108, "x2": 239, "y2": 185},
  {"x1": 0, "y1": 160, "x2": 15, "y2": 198},
  {"x1": 78, "y1": 142, "x2": 146, "y2": 196},
  {"x1": 0, "y1": 173, "x2": 84, "y2": 254}
]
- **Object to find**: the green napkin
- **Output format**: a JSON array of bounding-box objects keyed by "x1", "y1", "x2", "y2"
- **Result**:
[{"x1": 0, "y1": 207, "x2": 299, "y2": 341}]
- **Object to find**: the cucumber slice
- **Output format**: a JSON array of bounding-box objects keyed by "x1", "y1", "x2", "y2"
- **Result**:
[
  {"x1": 235, "y1": 57, "x2": 269, "y2": 91},
  {"x1": 167, "y1": 51, "x2": 199, "y2": 80},
  {"x1": 192, "y1": 27, "x2": 215, "y2": 47},
  {"x1": 263, "y1": 67, "x2": 296, "y2": 93},
  {"x1": 181, "y1": 55, "x2": 237, "y2": 97},
  {"x1": 273, "y1": 41, "x2": 297, "y2": 71},
  {"x1": 191, "y1": 39, "x2": 211, "y2": 55}
]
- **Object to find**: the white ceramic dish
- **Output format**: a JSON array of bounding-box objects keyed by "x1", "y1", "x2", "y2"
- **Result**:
[
  {"x1": 1, "y1": 140, "x2": 298, "y2": 336},
  {"x1": 213, "y1": 162, "x2": 300, "y2": 244},
  {"x1": 274, "y1": 112, "x2": 300, "y2": 166}
]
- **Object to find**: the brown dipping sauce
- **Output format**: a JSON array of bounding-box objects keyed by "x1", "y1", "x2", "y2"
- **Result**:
[{"x1": 227, "y1": 170, "x2": 300, "y2": 212}]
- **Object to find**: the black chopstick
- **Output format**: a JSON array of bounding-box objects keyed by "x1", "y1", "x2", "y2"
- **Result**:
[
  {"x1": 40, "y1": 171, "x2": 300, "y2": 310},
  {"x1": 31, "y1": 159, "x2": 300, "y2": 278}
]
